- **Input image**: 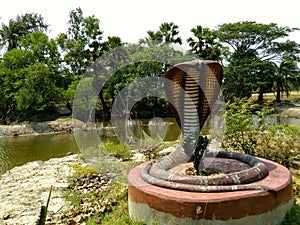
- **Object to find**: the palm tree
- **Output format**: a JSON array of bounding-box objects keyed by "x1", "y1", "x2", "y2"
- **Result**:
[
  {"x1": 159, "y1": 22, "x2": 182, "y2": 44},
  {"x1": 0, "y1": 19, "x2": 26, "y2": 50},
  {"x1": 0, "y1": 13, "x2": 48, "y2": 51},
  {"x1": 140, "y1": 22, "x2": 182, "y2": 45},
  {"x1": 273, "y1": 58, "x2": 300, "y2": 102},
  {"x1": 187, "y1": 25, "x2": 223, "y2": 61}
]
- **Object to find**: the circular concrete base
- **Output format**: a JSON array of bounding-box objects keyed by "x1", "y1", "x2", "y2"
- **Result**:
[{"x1": 128, "y1": 158, "x2": 293, "y2": 225}]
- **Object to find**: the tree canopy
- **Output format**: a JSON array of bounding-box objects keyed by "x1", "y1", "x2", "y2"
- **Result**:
[
  {"x1": 0, "y1": 9, "x2": 299, "y2": 123},
  {"x1": 218, "y1": 21, "x2": 300, "y2": 101}
]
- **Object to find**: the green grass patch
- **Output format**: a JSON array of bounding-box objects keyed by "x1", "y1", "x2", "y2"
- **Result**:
[
  {"x1": 280, "y1": 203, "x2": 300, "y2": 225},
  {"x1": 71, "y1": 163, "x2": 98, "y2": 177},
  {"x1": 101, "y1": 141, "x2": 132, "y2": 161}
]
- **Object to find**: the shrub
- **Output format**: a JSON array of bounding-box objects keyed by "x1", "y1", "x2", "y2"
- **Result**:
[{"x1": 223, "y1": 98, "x2": 300, "y2": 166}]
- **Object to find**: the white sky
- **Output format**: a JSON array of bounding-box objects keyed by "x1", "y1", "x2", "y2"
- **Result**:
[{"x1": 1, "y1": 0, "x2": 300, "y2": 49}]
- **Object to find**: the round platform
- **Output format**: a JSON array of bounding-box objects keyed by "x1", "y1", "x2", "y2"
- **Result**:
[{"x1": 128, "y1": 158, "x2": 293, "y2": 225}]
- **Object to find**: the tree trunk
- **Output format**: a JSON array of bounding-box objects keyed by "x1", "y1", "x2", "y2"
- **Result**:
[
  {"x1": 275, "y1": 81, "x2": 281, "y2": 103},
  {"x1": 257, "y1": 89, "x2": 264, "y2": 102},
  {"x1": 99, "y1": 90, "x2": 111, "y2": 121}
]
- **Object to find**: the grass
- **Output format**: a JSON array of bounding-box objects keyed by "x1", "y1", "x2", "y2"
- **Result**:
[
  {"x1": 252, "y1": 91, "x2": 300, "y2": 102},
  {"x1": 280, "y1": 203, "x2": 300, "y2": 225},
  {"x1": 54, "y1": 114, "x2": 300, "y2": 224},
  {"x1": 61, "y1": 168, "x2": 147, "y2": 225},
  {"x1": 101, "y1": 141, "x2": 132, "y2": 161}
]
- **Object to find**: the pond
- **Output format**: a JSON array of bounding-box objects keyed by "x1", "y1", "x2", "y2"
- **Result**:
[
  {"x1": 0, "y1": 118, "x2": 181, "y2": 174},
  {"x1": 1, "y1": 114, "x2": 299, "y2": 175},
  {"x1": 0, "y1": 133, "x2": 79, "y2": 174}
]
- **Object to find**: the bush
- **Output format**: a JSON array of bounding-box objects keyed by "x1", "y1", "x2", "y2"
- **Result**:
[{"x1": 223, "y1": 98, "x2": 300, "y2": 166}]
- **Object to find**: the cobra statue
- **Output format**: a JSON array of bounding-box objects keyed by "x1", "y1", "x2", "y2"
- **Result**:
[{"x1": 141, "y1": 60, "x2": 273, "y2": 192}]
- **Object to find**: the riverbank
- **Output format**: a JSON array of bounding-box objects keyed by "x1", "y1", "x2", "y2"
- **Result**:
[
  {"x1": 0, "y1": 154, "x2": 85, "y2": 225},
  {"x1": 0, "y1": 119, "x2": 96, "y2": 138}
]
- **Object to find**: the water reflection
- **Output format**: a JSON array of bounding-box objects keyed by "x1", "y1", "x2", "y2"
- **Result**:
[
  {"x1": 0, "y1": 118, "x2": 181, "y2": 174},
  {"x1": 1, "y1": 115, "x2": 298, "y2": 175},
  {"x1": 0, "y1": 133, "x2": 79, "y2": 174}
]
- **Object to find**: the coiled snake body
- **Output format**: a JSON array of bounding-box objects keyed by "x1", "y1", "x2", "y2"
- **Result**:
[{"x1": 140, "y1": 60, "x2": 273, "y2": 192}]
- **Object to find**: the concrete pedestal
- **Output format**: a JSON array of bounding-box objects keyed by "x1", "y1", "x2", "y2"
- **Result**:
[{"x1": 128, "y1": 158, "x2": 293, "y2": 225}]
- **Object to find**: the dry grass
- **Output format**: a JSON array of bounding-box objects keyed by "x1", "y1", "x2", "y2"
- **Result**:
[{"x1": 252, "y1": 91, "x2": 300, "y2": 102}]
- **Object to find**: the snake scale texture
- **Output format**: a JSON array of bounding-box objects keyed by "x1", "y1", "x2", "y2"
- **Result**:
[{"x1": 140, "y1": 60, "x2": 273, "y2": 192}]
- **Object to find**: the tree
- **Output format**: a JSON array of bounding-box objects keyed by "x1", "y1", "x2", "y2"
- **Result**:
[
  {"x1": 187, "y1": 25, "x2": 225, "y2": 61},
  {"x1": 0, "y1": 13, "x2": 48, "y2": 51},
  {"x1": 0, "y1": 49, "x2": 33, "y2": 120},
  {"x1": 16, "y1": 13, "x2": 48, "y2": 33},
  {"x1": 0, "y1": 29, "x2": 63, "y2": 121},
  {"x1": 218, "y1": 21, "x2": 299, "y2": 101},
  {"x1": 20, "y1": 31, "x2": 63, "y2": 88},
  {"x1": 57, "y1": 7, "x2": 103, "y2": 76},
  {"x1": 273, "y1": 57, "x2": 300, "y2": 102},
  {"x1": 140, "y1": 22, "x2": 182, "y2": 45},
  {"x1": 0, "y1": 19, "x2": 26, "y2": 51},
  {"x1": 159, "y1": 22, "x2": 182, "y2": 44},
  {"x1": 97, "y1": 36, "x2": 124, "y2": 119},
  {"x1": 222, "y1": 48, "x2": 259, "y2": 99},
  {"x1": 15, "y1": 63, "x2": 57, "y2": 117}
]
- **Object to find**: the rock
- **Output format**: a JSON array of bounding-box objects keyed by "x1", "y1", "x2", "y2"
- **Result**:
[
  {"x1": 0, "y1": 119, "x2": 95, "y2": 137},
  {"x1": 280, "y1": 107, "x2": 300, "y2": 119},
  {"x1": 0, "y1": 154, "x2": 86, "y2": 225},
  {"x1": 131, "y1": 152, "x2": 146, "y2": 163},
  {"x1": 158, "y1": 146, "x2": 176, "y2": 156}
]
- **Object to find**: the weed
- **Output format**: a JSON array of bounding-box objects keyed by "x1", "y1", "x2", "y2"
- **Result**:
[
  {"x1": 36, "y1": 187, "x2": 52, "y2": 225},
  {"x1": 101, "y1": 141, "x2": 132, "y2": 161},
  {"x1": 71, "y1": 163, "x2": 98, "y2": 177}
]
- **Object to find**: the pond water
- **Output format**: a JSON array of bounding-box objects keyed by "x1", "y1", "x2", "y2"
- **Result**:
[
  {"x1": 0, "y1": 133, "x2": 79, "y2": 174},
  {"x1": 0, "y1": 114, "x2": 299, "y2": 175},
  {"x1": 0, "y1": 118, "x2": 181, "y2": 174}
]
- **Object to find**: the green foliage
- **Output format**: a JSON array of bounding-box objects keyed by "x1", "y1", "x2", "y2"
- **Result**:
[
  {"x1": 101, "y1": 141, "x2": 132, "y2": 161},
  {"x1": 0, "y1": 12, "x2": 48, "y2": 51},
  {"x1": 36, "y1": 186, "x2": 52, "y2": 225},
  {"x1": 193, "y1": 135, "x2": 211, "y2": 175},
  {"x1": 218, "y1": 21, "x2": 300, "y2": 101},
  {"x1": 15, "y1": 63, "x2": 59, "y2": 117},
  {"x1": 0, "y1": 9, "x2": 299, "y2": 124},
  {"x1": 292, "y1": 172, "x2": 300, "y2": 199},
  {"x1": 62, "y1": 178, "x2": 143, "y2": 224},
  {"x1": 71, "y1": 163, "x2": 98, "y2": 178},
  {"x1": 187, "y1": 25, "x2": 226, "y2": 61},
  {"x1": 72, "y1": 77, "x2": 98, "y2": 122},
  {"x1": 140, "y1": 22, "x2": 182, "y2": 45},
  {"x1": 57, "y1": 7, "x2": 103, "y2": 76},
  {"x1": 255, "y1": 125, "x2": 300, "y2": 166},
  {"x1": 223, "y1": 98, "x2": 300, "y2": 166},
  {"x1": 98, "y1": 199, "x2": 147, "y2": 225},
  {"x1": 280, "y1": 203, "x2": 300, "y2": 225},
  {"x1": 223, "y1": 98, "x2": 261, "y2": 154},
  {"x1": 16, "y1": 86, "x2": 43, "y2": 115},
  {"x1": 274, "y1": 57, "x2": 300, "y2": 102}
]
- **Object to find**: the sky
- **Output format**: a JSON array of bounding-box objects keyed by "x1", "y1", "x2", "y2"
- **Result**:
[{"x1": 1, "y1": 0, "x2": 300, "y2": 49}]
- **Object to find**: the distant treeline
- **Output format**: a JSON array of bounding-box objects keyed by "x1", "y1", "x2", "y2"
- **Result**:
[{"x1": 0, "y1": 7, "x2": 299, "y2": 123}]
